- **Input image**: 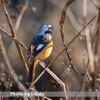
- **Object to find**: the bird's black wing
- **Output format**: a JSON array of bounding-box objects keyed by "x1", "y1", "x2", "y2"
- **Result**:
[{"x1": 27, "y1": 35, "x2": 49, "y2": 62}]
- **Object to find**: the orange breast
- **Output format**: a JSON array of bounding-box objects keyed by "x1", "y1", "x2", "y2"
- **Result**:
[{"x1": 36, "y1": 35, "x2": 53, "y2": 60}]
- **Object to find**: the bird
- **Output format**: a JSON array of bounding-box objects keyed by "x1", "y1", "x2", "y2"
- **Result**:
[{"x1": 27, "y1": 24, "x2": 54, "y2": 84}]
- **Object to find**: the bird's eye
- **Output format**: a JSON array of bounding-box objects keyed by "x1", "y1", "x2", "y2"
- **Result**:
[
  {"x1": 48, "y1": 27, "x2": 51, "y2": 30},
  {"x1": 48, "y1": 26, "x2": 54, "y2": 30},
  {"x1": 48, "y1": 27, "x2": 50, "y2": 29}
]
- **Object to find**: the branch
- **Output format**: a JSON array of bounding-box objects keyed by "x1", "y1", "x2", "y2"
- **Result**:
[
  {"x1": 0, "y1": 26, "x2": 68, "y2": 98},
  {"x1": 15, "y1": 0, "x2": 29, "y2": 32},
  {"x1": 59, "y1": 0, "x2": 83, "y2": 76},
  {"x1": 0, "y1": 12, "x2": 98, "y2": 75},
  {"x1": 0, "y1": 34, "x2": 28, "y2": 100},
  {"x1": 59, "y1": 12, "x2": 98, "y2": 76},
  {"x1": 27, "y1": 12, "x2": 99, "y2": 92},
  {"x1": 81, "y1": 1, "x2": 98, "y2": 100},
  {"x1": 0, "y1": 11, "x2": 98, "y2": 91},
  {"x1": 92, "y1": 11, "x2": 100, "y2": 92},
  {"x1": 0, "y1": 15, "x2": 54, "y2": 100},
  {"x1": 59, "y1": 0, "x2": 76, "y2": 42},
  {"x1": 48, "y1": 0, "x2": 83, "y2": 33},
  {"x1": 0, "y1": 27, "x2": 28, "y2": 50},
  {"x1": 81, "y1": 11, "x2": 100, "y2": 97},
  {"x1": 0, "y1": 0, "x2": 29, "y2": 76},
  {"x1": 30, "y1": 59, "x2": 69, "y2": 100}
]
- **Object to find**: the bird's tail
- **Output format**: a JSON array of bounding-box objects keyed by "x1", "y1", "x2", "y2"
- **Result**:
[{"x1": 28, "y1": 59, "x2": 37, "y2": 83}]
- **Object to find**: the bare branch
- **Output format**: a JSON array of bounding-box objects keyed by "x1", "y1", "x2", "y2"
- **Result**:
[
  {"x1": 27, "y1": 12, "x2": 99, "y2": 93},
  {"x1": 48, "y1": 0, "x2": 83, "y2": 33},
  {"x1": 92, "y1": 11, "x2": 100, "y2": 92},
  {"x1": 15, "y1": 0, "x2": 29, "y2": 32},
  {"x1": 0, "y1": 0, "x2": 29, "y2": 76},
  {"x1": 81, "y1": 11, "x2": 100, "y2": 99},
  {"x1": 59, "y1": 0, "x2": 82, "y2": 75},
  {"x1": 59, "y1": 0, "x2": 99, "y2": 76},
  {"x1": 0, "y1": 27, "x2": 28, "y2": 50},
  {"x1": 30, "y1": 59, "x2": 68, "y2": 100},
  {"x1": 0, "y1": 34, "x2": 28, "y2": 100},
  {"x1": 0, "y1": 12, "x2": 98, "y2": 76},
  {"x1": 59, "y1": 0, "x2": 76, "y2": 43},
  {"x1": 81, "y1": 60, "x2": 89, "y2": 91},
  {"x1": 0, "y1": 26, "x2": 69, "y2": 98},
  {"x1": 81, "y1": 0, "x2": 94, "y2": 95}
]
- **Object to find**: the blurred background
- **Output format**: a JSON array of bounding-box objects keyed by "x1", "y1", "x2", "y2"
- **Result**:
[{"x1": 0, "y1": 0, "x2": 100, "y2": 99}]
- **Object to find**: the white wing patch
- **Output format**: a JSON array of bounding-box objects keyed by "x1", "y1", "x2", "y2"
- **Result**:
[{"x1": 36, "y1": 44, "x2": 44, "y2": 51}]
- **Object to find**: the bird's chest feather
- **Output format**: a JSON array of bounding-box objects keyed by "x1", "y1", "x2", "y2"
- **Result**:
[{"x1": 37, "y1": 35, "x2": 53, "y2": 59}]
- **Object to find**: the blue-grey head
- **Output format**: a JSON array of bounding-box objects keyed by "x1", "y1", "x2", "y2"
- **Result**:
[{"x1": 35, "y1": 24, "x2": 54, "y2": 36}]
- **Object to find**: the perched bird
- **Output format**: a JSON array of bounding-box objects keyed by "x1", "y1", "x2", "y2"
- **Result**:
[{"x1": 27, "y1": 24, "x2": 54, "y2": 83}]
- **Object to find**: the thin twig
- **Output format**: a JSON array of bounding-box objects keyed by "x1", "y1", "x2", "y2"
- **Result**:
[
  {"x1": 48, "y1": 0, "x2": 83, "y2": 34},
  {"x1": 15, "y1": 0, "x2": 29, "y2": 32},
  {"x1": 0, "y1": 27, "x2": 28, "y2": 50},
  {"x1": 59, "y1": 0, "x2": 98, "y2": 75},
  {"x1": 81, "y1": 1, "x2": 90, "y2": 95},
  {"x1": 81, "y1": 12, "x2": 100, "y2": 97},
  {"x1": 28, "y1": 12, "x2": 99, "y2": 89},
  {"x1": 0, "y1": 12, "x2": 98, "y2": 91},
  {"x1": 0, "y1": 34, "x2": 28, "y2": 100},
  {"x1": 92, "y1": 24, "x2": 99, "y2": 49},
  {"x1": 84, "y1": 12, "x2": 95, "y2": 76},
  {"x1": 81, "y1": 60, "x2": 89, "y2": 90},
  {"x1": 0, "y1": 1, "x2": 99, "y2": 96},
  {"x1": 0, "y1": 26, "x2": 69, "y2": 98},
  {"x1": 59, "y1": 0, "x2": 83, "y2": 76},
  {"x1": 92, "y1": 11, "x2": 100, "y2": 92},
  {"x1": 59, "y1": 0, "x2": 76, "y2": 42},
  {"x1": 81, "y1": 1, "x2": 98, "y2": 100},
  {"x1": 81, "y1": 0, "x2": 93, "y2": 93},
  {"x1": 0, "y1": 0, "x2": 29, "y2": 76},
  {"x1": 0, "y1": 12, "x2": 98, "y2": 71},
  {"x1": 30, "y1": 59, "x2": 68, "y2": 100},
  {"x1": 49, "y1": 12, "x2": 98, "y2": 74},
  {"x1": 0, "y1": 28, "x2": 59, "y2": 99}
]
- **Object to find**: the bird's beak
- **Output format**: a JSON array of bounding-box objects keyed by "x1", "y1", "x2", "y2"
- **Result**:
[
  {"x1": 49, "y1": 26, "x2": 55, "y2": 30},
  {"x1": 50, "y1": 26, "x2": 55, "y2": 30}
]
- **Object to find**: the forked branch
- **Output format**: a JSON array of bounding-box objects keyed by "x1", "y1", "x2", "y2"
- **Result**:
[{"x1": 0, "y1": 0, "x2": 29, "y2": 76}]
